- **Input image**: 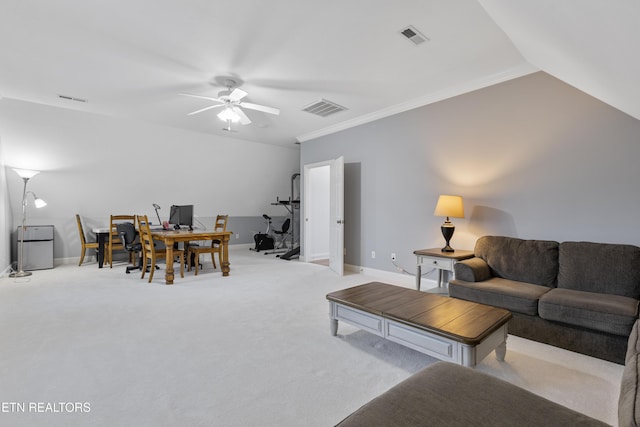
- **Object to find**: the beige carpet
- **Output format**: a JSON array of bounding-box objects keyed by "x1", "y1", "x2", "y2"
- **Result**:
[{"x1": 0, "y1": 246, "x2": 623, "y2": 426}]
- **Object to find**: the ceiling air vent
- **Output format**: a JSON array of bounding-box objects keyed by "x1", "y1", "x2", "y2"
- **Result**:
[
  {"x1": 58, "y1": 94, "x2": 88, "y2": 103},
  {"x1": 399, "y1": 25, "x2": 429, "y2": 46},
  {"x1": 302, "y1": 99, "x2": 347, "y2": 117}
]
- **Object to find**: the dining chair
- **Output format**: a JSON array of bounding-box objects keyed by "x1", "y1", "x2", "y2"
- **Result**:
[
  {"x1": 76, "y1": 214, "x2": 99, "y2": 266},
  {"x1": 107, "y1": 215, "x2": 136, "y2": 267},
  {"x1": 187, "y1": 214, "x2": 228, "y2": 275},
  {"x1": 137, "y1": 214, "x2": 184, "y2": 283}
]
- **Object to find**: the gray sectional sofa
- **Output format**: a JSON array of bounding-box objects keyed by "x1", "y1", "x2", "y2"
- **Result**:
[
  {"x1": 336, "y1": 319, "x2": 640, "y2": 426},
  {"x1": 448, "y1": 236, "x2": 640, "y2": 364}
]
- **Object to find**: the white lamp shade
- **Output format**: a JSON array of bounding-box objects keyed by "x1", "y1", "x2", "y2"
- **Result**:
[
  {"x1": 217, "y1": 107, "x2": 241, "y2": 123},
  {"x1": 13, "y1": 168, "x2": 40, "y2": 179},
  {"x1": 434, "y1": 195, "x2": 464, "y2": 218},
  {"x1": 34, "y1": 198, "x2": 47, "y2": 208}
]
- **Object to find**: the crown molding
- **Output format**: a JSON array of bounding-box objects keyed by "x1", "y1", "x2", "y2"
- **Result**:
[{"x1": 296, "y1": 63, "x2": 539, "y2": 143}]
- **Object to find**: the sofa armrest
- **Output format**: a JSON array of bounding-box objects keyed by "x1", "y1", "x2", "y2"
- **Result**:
[
  {"x1": 336, "y1": 362, "x2": 608, "y2": 427},
  {"x1": 454, "y1": 257, "x2": 492, "y2": 282},
  {"x1": 619, "y1": 319, "x2": 640, "y2": 427}
]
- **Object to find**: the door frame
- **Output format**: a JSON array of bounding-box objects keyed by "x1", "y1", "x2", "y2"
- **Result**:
[{"x1": 303, "y1": 157, "x2": 344, "y2": 275}]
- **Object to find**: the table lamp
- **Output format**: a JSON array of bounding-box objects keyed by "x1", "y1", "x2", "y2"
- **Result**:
[
  {"x1": 434, "y1": 195, "x2": 464, "y2": 253},
  {"x1": 153, "y1": 203, "x2": 162, "y2": 225},
  {"x1": 11, "y1": 168, "x2": 47, "y2": 278}
]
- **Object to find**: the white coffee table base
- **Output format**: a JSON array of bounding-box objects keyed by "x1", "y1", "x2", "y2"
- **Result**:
[{"x1": 329, "y1": 301, "x2": 508, "y2": 368}]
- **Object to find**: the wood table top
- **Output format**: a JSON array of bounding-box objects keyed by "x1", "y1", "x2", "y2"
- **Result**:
[
  {"x1": 327, "y1": 282, "x2": 512, "y2": 345},
  {"x1": 151, "y1": 229, "x2": 232, "y2": 241},
  {"x1": 413, "y1": 248, "x2": 475, "y2": 260}
]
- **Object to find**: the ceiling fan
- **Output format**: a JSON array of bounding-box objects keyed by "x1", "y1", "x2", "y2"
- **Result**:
[{"x1": 180, "y1": 79, "x2": 280, "y2": 128}]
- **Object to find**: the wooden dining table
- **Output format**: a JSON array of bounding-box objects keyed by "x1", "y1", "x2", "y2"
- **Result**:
[{"x1": 150, "y1": 229, "x2": 232, "y2": 285}]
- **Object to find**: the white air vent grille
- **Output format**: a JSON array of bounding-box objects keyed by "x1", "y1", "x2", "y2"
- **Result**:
[
  {"x1": 302, "y1": 99, "x2": 347, "y2": 117},
  {"x1": 399, "y1": 25, "x2": 429, "y2": 45}
]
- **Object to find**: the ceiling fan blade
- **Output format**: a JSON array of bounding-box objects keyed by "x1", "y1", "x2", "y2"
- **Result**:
[
  {"x1": 188, "y1": 104, "x2": 224, "y2": 116},
  {"x1": 233, "y1": 107, "x2": 252, "y2": 125},
  {"x1": 239, "y1": 102, "x2": 280, "y2": 115},
  {"x1": 180, "y1": 93, "x2": 223, "y2": 102},
  {"x1": 228, "y1": 88, "x2": 248, "y2": 102}
]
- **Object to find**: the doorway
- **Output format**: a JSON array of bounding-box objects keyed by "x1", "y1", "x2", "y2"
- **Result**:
[
  {"x1": 303, "y1": 157, "x2": 344, "y2": 275},
  {"x1": 306, "y1": 165, "x2": 330, "y2": 262}
]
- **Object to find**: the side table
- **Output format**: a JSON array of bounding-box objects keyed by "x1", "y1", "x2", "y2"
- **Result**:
[{"x1": 414, "y1": 248, "x2": 474, "y2": 292}]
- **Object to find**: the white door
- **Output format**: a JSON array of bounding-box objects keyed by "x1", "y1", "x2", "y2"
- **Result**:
[
  {"x1": 303, "y1": 156, "x2": 345, "y2": 275},
  {"x1": 329, "y1": 156, "x2": 344, "y2": 276}
]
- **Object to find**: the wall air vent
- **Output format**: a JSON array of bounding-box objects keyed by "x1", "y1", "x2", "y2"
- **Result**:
[
  {"x1": 399, "y1": 25, "x2": 429, "y2": 46},
  {"x1": 302, "y1": 99, "x2": 347, "y2": 117},
  {"x1": 58, "y1": 94, "x2": 88, "y2": 103}
]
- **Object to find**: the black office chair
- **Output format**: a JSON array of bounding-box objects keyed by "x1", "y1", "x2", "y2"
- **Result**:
[
  {"x1": 273, "y1": 218, "x2": 291, "y2": 250},
  {"x1": 117, "y1": 222, "x2": 142, "y2": 274}
]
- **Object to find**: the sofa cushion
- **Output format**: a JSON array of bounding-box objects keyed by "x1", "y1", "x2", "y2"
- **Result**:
[
  {"x1": 449, "y1": 277, "x2": 551, "y2": 316},
  {"x1": 558, "y1": 241, "x2": 640, "y2": 298},
  {"x1": 539, "y1": 288, "x2": 639, "y2": 336},
  {"x1": 620, "y1": 320, "x2": 640, "y2": 427},
  {"x1": 336, "y1": 362, "x2": 608, "y2": 427},
  {"x1": 475, "y1": 236, "x2": 559, "y2": 287},
  {"x1": 453, "y1": 257, "x2": 492, "y2": 282}
]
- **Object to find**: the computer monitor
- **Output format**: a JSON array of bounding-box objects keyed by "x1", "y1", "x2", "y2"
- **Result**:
[{"x1": 169, "y1": 205, "x2": 194, "y2": 229}]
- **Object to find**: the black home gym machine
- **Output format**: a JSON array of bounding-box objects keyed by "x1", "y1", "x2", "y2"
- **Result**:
[
  {"x1": 275, "y1": 173, "x2": 300, "y2": 260},
  {"x1": 250, "y1": 214, "x2": 276, "y2": 252},
  {"x1": 251, "y1": 173, "x2": 300, "y2": 259}
]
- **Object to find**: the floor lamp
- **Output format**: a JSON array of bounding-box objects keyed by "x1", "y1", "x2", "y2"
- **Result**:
[{"x1": 10, "y1": 168, "x2": 47, "y2": 278}]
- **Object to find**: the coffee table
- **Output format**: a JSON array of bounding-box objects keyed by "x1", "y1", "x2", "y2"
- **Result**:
[{"x1": 326, "y1": 282, "x2": 512, "y2": 367}]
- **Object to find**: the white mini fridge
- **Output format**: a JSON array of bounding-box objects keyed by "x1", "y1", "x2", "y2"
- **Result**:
[{"x1": 17, "y1": 225, "x2": 54, "y2": 270}]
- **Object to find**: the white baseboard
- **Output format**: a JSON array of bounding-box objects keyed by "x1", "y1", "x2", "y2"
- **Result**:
[
  {"x1": 307, "y1": 252, "x2": 329, "y2": 261},
  {"x1": 52, "y1": 243, "x2": 256, "y2": 268},
  {"x1": 56, "y1": 257, "x2": 86, "y2": 266},
  {"x1": 345, "y1": 263, "x2": 439, "y2": 290},
  {"x1": 231, "y1": 243, "x2": 254, "y2": 250},
  {"x1": 0, "y1": 264, "x2": 13, "y2": 278}
]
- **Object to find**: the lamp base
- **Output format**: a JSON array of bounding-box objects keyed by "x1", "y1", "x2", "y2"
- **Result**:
[
  {"x1": 9, "y1": 270, "x2": 32, "y2": 278},
  {"x1": 440, "y1": 223, "x2": 455, "y2": 253}
]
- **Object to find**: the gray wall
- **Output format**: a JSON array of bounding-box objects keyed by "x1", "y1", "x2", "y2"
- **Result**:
[
  {"x1": 0, "y1": 99, "x2": 299, "y2": 267},
  {"x1": 300, "y1": 72, "x2": 640, "y2": 274}
]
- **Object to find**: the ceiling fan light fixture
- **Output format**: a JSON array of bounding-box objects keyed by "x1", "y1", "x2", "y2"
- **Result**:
[{"x1": 217, "y1": 107, "x2": 241, "y2": 123}]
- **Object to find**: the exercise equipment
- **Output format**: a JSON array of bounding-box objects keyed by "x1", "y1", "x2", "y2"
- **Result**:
[
  {"x1": 271, "y1": 173, "x2": 300, "y2": 259},
  {"x1": 250, "y1": 214, "x2": 275, "y2": 252},
  {"x1": 264, "y1": 217, "x2": 291, "y2": 255},
  {"x1": 279, "y1": 246, "x2": 300, "y2": 261}
]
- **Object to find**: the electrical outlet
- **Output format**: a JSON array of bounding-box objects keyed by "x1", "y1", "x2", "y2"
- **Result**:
[
  {"x1": 235, "y1": 233, "x2": 239, "y2": 239},
  {"x1": 371, "y1": 251, "x2": 376, "y2": 259},
  {"x1": 391, "y1": 253, "x2": 396, "y2": 261}
]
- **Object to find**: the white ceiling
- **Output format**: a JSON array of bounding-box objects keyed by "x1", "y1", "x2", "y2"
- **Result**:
[{"x1": 0, "y1": 1, "x2": 637, "y2": 147}]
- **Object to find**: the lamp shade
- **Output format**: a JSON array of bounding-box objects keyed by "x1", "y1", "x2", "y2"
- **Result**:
[
  {"x1": 13, "y1": 168, "x2": 40, "y2": 179},
  {"x1": 434, "y1": 195, "x2": 464, "y2": 218},
  {"x1": 217, "y1": 107, "x2": 241, "y2": 123}
]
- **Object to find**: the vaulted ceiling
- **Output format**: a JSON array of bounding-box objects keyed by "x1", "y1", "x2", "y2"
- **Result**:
[{"x1": 0, "y1": 1, "x2": 637, "y2": 147}]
